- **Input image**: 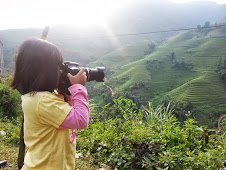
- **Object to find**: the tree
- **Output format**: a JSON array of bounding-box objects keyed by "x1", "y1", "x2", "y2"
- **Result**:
[
  {"x1": 144, "y1": 43, "x2": 155, "y2": 55},
  {"x1": 204, "y1": 21, "x2": 210, "y2": 28},
  {"x1": 0, "y1": 40, "x2": 4, "y2": 77},
  {"x1": 216, "y1": 57, "x2": 226, "y2": 80},
  {"x1": 170, "y1": 50, "x2": 175, "y2": 60},
  {"x1": 197, "y1": 24, "x2": 201, "y2": 30}
]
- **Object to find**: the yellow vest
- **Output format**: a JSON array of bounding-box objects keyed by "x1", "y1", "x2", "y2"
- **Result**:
[{"x1": 21, "y1": 92, "x2": 75, "y2": 170}]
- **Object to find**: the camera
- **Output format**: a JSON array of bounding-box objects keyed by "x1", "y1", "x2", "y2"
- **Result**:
[{"x1": 58, "y1": 61, "x2": 105, "y2": 95}]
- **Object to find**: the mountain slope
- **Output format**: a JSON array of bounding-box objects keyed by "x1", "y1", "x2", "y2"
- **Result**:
[
  {"x1": 89, "y1": 40, "x2": 152, "y2": 69},
  {"x1": 104, "y1": 24, "x2": 226, "y2": 107},
  {"x1": 168, "y1": 71, "x2": 226, "y2": 106}
]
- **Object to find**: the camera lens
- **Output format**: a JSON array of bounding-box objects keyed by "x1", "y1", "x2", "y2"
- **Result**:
[
  {"x1": 87, "y1": 67, "x2": 105, "y2": 82},
  {"x1": 58, "y1": 62, "x2": 105, "y2": 95}
]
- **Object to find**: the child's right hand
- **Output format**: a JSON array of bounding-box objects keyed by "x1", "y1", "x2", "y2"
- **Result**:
[{"x1": 67, "y1": 68, "x2": 87, "y2": 86}]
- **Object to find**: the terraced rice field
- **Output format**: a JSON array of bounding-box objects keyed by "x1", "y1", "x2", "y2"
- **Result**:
[{"x1": 168, "y1": 71, "x2": 226, "y2": 107}]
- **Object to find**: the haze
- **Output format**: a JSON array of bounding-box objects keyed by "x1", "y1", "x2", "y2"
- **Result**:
[{"x1": 0, "y1": 0, "x2": 226, "y2": 30}]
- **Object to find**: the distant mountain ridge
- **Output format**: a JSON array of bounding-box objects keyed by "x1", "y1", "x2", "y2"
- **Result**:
[{"x1": 0, "y1": 0, "x2": 226, "y2": 69}]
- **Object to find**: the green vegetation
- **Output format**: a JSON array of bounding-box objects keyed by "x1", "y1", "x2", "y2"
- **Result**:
[
  {"x1": 89, "y1": 25, "x2": 226, "y2": 127},
  {"x1": 89, "y1": 40, "x2": 152, "y2": 69},
  {"x1": 77, "y1": 97, "x2": 226, "y2": 169},
  {"x1": 0, "y1": 77, "x2": 21, "y2": 119},
  {"x1": 0, "y1": 74, "x2": 225, "y2": 169},
  {"x1": 0, "y1": 77, "x2": 22, "y2": 169},
  {"x1": 0, "y1": 118, "x2": 21, "y2": 145},
  {"x1": 168, "y1": 71, "x2": 226, "y2": 105},
  {"x1": 106, "y1": 26, "x2": 226, "y2": 95},
  {"x1": 0, "y1": 141, "x2": 19, "y2": 169},
  {"x1": 1, "y1": 16, "x2": 226, "y2": 170}
]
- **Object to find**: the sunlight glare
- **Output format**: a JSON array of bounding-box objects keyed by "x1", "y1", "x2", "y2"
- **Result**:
[
  {"x1": 170, "y1": 0, "x2": 226, "y2": 4},
  {"x1": 1, "y1": 0, "x2": 129, "y2": 30}
]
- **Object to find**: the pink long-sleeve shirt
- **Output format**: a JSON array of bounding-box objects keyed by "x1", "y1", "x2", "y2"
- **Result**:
[{"x1": 59, "y1": 84, "x2": 90, "y2": 129}]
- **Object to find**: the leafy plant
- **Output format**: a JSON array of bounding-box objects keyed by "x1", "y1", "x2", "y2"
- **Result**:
[
  {"x1": 77, "y1": 97, "x2": 226, "y2": 169},
  {"x1": 0, "y1": 117, "x2": 21, "y2": 145},
  {"x1": 0, "y1": 79, "x2": 21, "y2": 119}
]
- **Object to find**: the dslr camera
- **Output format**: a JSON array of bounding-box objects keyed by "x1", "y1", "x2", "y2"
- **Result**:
[{"x1": 58, "y1": 61, "x2": 105, "y2": 95}]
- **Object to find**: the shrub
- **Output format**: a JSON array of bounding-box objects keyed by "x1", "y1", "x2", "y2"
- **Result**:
[
  {"x1": 172, "y1": 60, "x2": 193, "y2": 70},
  {"x1": 76, "y1": 97, "x2": 226, "y2": 169},
  {"x1": 0, "y1": 79, "x2": 21, "y2": 119},
  {"x1": 0, "y1": 117, "x2": 21, "y2": 145}
]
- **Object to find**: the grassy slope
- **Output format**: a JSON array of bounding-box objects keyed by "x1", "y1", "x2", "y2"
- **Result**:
[
  {"x1": 168, "y1": 71, "x2": 226, "y2": 107},
  {"x1": 166, "y1": 28, "x2": 226, "y2": 106},
  {"x1": 0, "y1": 142, "x2": 18, "y2": 169},
  {"x1": 100, "y1": 26, "x2": 226, "y2": 109},
  {"x1": 89, "y1": 40, "x2": 151, "y2": 69}
]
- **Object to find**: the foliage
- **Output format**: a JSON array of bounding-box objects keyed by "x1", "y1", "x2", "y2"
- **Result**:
[
  {"x1": 0, "y1": 142, "x2": 19, "y2": 169},
  {"x1": 77, "y1": 97, "x2": 226, "y2": 170},
  {"x1": 162, "y1": 96, "x2": 193, "y2": 122},
  {"x1": 197, "y1": 24, "x2": 202, "y2": 30},
  {"x1": 216, "y1": 57, "x2": 226, "y2": 81},
  {"x1": 169, "y1": 51, "x2": 175, "y2": 60},
  {"x1": 0, "y1": 117, "x2": 21, "y2": 145},
  {"x1": 172, "y1": 60, "x2": 193, "y2": 70},
  {"x1": 144, "y1": 43, "x2": 156, "y2": 55},
  {"x1": 0, "y1": 76, "x2": 22, "y2": 149},
  {"x1": 204, "y1": 21, "x2": 210, "y2": 28},
  {"x1": 74, "y1": 156, "x2": 100, "y2": 170},
  {"x1": 0, "y1": 77, "x2": 21, "y2": 119},
  {"x1": 87, "y1": 82, "x2": 113, "y2": 106},
  {"x1": 146, "y1": 60, "x2": 164, "y2": 72}
]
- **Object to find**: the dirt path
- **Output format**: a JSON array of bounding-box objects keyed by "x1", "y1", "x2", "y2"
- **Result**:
[{"x1": 103, "y1": 78, "x2": 116, "y2": 97}]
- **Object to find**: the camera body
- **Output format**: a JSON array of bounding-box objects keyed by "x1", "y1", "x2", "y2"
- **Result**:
[{"x1": 58, "y1": 61, "x2": 105, "y2": 95}]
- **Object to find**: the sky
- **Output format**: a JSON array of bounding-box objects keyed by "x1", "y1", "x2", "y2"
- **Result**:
[
  {"x1": 171, "y1": 0, "x2": 226, "y2": 3},
  {"x1": 0, "y1": 0, "x2": 226, "y2": 31}
]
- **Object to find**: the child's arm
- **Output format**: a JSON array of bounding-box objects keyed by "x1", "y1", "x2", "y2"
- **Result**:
[
  {"x1": 59, "y1": 84, "x2": 90, "y2": 129},
  {"x1": 59, "y1": 68, "x2": 89, "y2": 129}
]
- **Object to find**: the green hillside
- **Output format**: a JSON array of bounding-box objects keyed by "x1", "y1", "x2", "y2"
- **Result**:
[
  {"x1": 89, "y1": 40, "x2": 152, "y2": 69},
  {"x1": 168, "y1": 71, "x2": 226, "y2": 106},
  {"x1": 107, "y1": 25, "x2": 225, "y2": 92},
  {"x1": 95, "y1": 24, "x2": 226, "y2": 126}
]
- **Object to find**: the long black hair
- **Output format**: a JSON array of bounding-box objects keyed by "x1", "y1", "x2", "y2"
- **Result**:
[{"x1": 11, "y1": 38, "x2": 63, "y2": 95}]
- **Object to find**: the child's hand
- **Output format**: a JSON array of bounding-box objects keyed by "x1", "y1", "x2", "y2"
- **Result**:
[{"x1": 67, "y1": 68, "x2": 87, "y2": 86}]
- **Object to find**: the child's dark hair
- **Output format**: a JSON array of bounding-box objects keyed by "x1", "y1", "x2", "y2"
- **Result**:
[{"x1": 11, "y1": 38, "x2": 63, "y2": 95}]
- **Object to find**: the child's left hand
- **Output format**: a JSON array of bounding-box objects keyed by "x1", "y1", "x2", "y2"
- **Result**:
[{"x1": 67, "y1": 68, "x2": 87, "y2": 86}]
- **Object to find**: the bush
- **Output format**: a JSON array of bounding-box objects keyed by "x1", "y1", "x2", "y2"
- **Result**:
[
  {"x1": 0, "y1": 117, "x2": 21, "y2": 145},
  {"x1": 172, "y1": 60, "x2": 193, "y2": 70},
  {"x1": 77, "y1": 97, "x2": 226, "y2": 169},
  {"x1": 0, "y1": 79, "x2": 21, "y2": 119}
]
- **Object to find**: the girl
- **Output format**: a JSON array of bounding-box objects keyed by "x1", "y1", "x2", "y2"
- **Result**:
[{"x1": 11, "y1": 38, "x2": 90, "y2": 169}]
